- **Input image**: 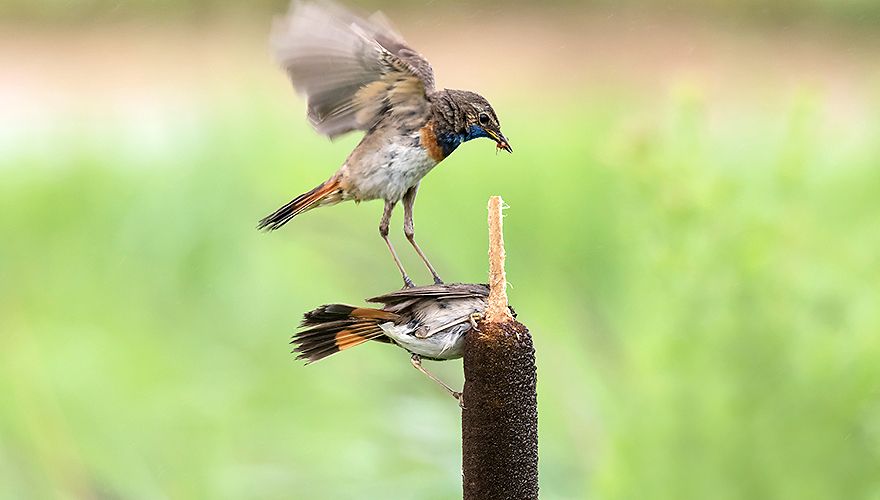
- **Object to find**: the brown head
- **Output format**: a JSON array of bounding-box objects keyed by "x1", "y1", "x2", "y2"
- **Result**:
[{"x1": 428, "y1": 89, "x2": 512, "y2": 157}]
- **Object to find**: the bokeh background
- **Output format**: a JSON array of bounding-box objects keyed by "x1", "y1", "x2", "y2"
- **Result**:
[{"x1": 2, "y1": 0, "x2": 880, "y2": 498}]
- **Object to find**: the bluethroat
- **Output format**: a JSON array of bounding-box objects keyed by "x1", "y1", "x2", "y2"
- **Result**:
[
  {"x1": 257, "y1": 1, "x2": 512, "y2": 287},
  {"x1": 293, "y1": 283, "x2": 513, "y2": 401}
]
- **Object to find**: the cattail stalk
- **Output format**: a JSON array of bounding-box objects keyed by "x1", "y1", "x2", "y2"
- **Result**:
[{"x1": 461, "y1": 196, "x2": 538, "y2": 500}]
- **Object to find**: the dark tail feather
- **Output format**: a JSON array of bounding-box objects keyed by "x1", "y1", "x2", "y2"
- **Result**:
[
  {"x1": 292, "y1": 304, "x2": 398, "y2": 363},
  {"x1": 258, "y1": 178, "x2": 343, "y2": 231}
]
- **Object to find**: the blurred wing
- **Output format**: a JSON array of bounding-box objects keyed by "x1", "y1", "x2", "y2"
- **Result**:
[
  {"x1": 272, "y1": 1, "x2": 435, "y2": 139},
  {"x1": 367, "y1": 284, "x2": 489, "y2": 306}
]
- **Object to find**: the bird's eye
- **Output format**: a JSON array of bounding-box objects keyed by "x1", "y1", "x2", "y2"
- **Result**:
[{"x1": 478, "y1": 113, "x2": 490, "y2": 126}]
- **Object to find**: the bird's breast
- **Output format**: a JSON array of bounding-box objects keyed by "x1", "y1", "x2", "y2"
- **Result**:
[
  {"x1": 345, "y1": 131, "x2": 439, "y2": 202},
  {"x1": 419, "y1": 121, "x2": 447, "y2": 162}
]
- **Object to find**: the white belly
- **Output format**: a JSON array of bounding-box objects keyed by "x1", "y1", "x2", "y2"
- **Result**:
[
  {"x1": 345, "y1": 133, "x2": 438, "y2": 202},
  {"x1": 379, "y1": 321, "x2": 467, "y2": 360},
  {"x1": 377, "y1": 296, "x2": 487, "y2": 360}
]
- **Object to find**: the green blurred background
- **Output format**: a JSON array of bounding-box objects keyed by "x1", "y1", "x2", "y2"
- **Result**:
[{"x1": 2, "y1": 1, "x2": 879, "y2": 498}]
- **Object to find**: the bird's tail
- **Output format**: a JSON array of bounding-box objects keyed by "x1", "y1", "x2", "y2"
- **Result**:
[
  {"x1": 292, "y1": 304, "x2": 399, "y2": 363},
  {"x1": 258, "y1": 177, "x2": 345, "y2": 231}
]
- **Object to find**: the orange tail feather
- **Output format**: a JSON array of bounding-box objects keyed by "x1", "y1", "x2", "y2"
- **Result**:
[
  {"x1": 258, "y1": 177, "x2": 344, "y2": 231},
  {"x1": 292, "y1": 304, "x2": 398, "y2": 363}
]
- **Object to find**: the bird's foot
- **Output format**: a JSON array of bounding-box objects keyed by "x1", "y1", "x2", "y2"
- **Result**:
[
  {"x1": 469, "y1": 312, "x2": 484, "y2": 330},
  {"x1": 402, "y1": 276, "x2": 416, "y2": 289},
  {"x1": 432, "y1": 275, "x2": 444, "y2": 285},
  {"x1": 455, "y1": 391, "x2": 465, "y2": 409}
]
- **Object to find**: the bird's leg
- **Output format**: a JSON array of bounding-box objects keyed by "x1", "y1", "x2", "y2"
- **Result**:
[
  {"x1": 403, "y1": 185, "x2": 443, "y2": 285},
  {"x1": 380, "y1": 200, "x2": 414, "y2": 288},
  {"x1": 410, "y1": 354, "x2": 462, "y2": 404}
]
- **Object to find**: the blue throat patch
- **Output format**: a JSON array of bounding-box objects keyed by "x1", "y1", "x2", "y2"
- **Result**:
[{"x1": 436, "y1": 125, "x2": 488, "y2": 158}]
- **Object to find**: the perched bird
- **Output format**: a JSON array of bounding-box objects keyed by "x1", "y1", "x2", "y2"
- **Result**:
[
  {"x1": 258, "y1": 1, "x2": 512, "y2": 287},
  {"x1": 292, "y1": 284, "x2": 509, "y2": 401}
]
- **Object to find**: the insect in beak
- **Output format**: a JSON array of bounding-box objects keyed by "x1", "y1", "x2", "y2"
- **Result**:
[{"x1": 487, "y1": 130, "x2": 513, "y2": 153}]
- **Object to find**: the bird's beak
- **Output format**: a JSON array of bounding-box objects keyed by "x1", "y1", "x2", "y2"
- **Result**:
[{"x1": 487, "y1": 130, "x2": 513, "y2": 153}]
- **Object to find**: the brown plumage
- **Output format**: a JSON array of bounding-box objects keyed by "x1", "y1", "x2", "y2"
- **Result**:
[
  {"x1": 259, "y1": 1, "x2": 512, "y2": 287},
  {"x1": 292, "y1": 283, "x2": 506, "y2": 400},
  {"x1": 292, "y1": 283, "x2": 491, "y2": 362}
]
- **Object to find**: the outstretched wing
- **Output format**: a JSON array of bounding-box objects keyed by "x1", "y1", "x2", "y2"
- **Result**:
[
  {"x1": 272, "y1": 1, "x2": 435, "y2": 139},
  {"x1": 367, "y1": 284, "x2": 489, "y2": 307}
]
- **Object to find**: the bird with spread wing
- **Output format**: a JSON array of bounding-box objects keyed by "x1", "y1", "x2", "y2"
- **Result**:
[{"x1": 258, "y1": 1, "x2": 512, "y2": 287}]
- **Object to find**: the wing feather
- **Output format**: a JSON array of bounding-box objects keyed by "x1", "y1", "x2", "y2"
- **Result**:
[
  {"x1": 367, "y1": 284, "x2": 490, "y2": 306},
  {"x1": 272, "y1": 1, "x2": 435, "y2": 138}
]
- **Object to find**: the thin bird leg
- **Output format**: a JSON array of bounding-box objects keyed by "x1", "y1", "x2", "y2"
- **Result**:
[
  {"x1": 410, "y1": 354, "x2": 461, "y2": 402},
  {"x1": 403, "y1": 185, "x2": 443, "y2": 284},
  {"x1": 380, "y1": 200, "x2": 414, "y2": 288}
]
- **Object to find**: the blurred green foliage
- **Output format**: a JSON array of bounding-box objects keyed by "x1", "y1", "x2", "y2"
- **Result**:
[{"x1": 2, "y1": 72, "x2": 880, "y2": 499}]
